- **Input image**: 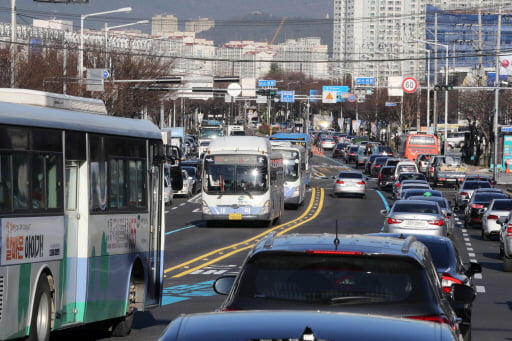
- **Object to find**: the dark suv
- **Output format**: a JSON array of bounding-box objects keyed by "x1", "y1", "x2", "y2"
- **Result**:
[
  {"x1": 214, "y1": 233, "x2": 474, "y2": 337},
  {"x1": 377, "y1": 166, "x2": 396, "y2": 190}
]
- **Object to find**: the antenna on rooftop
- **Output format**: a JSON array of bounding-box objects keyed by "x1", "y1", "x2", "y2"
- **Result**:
[{"x1": 334, "y1": 219, "x2": 340, "y2": 247}]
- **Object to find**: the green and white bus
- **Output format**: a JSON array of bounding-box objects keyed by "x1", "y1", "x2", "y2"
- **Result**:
[{"x1": 0, "y1": 89, "x2": 167, "y2": 340}]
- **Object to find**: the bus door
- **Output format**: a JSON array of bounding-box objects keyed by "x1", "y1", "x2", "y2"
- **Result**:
[
  {"x1": 63, "y1": 160, "x2": 84, "y2": 324},
  {"x1": 146, "y1": 161, "x2": 164, "y2": 307}
]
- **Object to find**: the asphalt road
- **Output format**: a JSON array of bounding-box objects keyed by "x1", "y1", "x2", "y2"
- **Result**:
[{"x1": 51, "y1": 153, "x2": 512, "y2": 341}]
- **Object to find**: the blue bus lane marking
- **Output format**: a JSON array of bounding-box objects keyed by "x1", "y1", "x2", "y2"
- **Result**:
[{"x1": 162, "y1": 280, "x2": 216, "y2": 305}]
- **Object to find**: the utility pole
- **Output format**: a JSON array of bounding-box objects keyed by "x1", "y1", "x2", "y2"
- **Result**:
[
  {"x1": 10, "y1": 0, "x2": 16, "y2": 88},
  {"x1": 493, "y1": 10, "x2": 502, "y2": 180},
  {"x1": 433, "y1": 13, "x2": 438, "y2": 133}
]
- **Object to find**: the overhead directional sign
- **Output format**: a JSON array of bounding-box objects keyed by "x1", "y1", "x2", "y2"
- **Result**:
[
  {"x1": 258, "y1": 79, "x2": 276, "y2": 87},
  {"x1": 355, "y1": 77, "x2": 375, "y2": 86},
  {"x1": 280, "y1": 90, "x2": 295, "y2": 103},
  {"x1": 322, "y1": 86, "x2": 349, "y2": 103}
]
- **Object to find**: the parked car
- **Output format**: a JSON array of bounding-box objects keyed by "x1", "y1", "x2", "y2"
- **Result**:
[
  {"x1": 377, "y1": 166, "x2": 396, "y2": 190},
  {"x1": 464, "y1": 191, "x2": 509, "y2": 228},
  {"x1": 158, "y1": 310, "x2": 460, "y2": 341},
  {"x1": 333, "y1": 170, "x2": 367, "y2": 198},
  {"x1": 497, "y1": 213, "x2": 512, "y2": 271},
  {"x1": 369, "y1": 233, "x2": 481, "y2": 340},
  {"x1": 213, "y1": 233, "x2": 473, "y2": 336},
  {"x1": 381, "y1": 199, "x2": 448, "y2": 236},
  {"x1": 482, "y1": 199, "x2": 512, "y2": 240},
  {"x1": 407, "y1": 196, "x2": 455, "y2": 236},
  {"x1": 454, "y1": 180, "x2": 493, "y2": 211}
]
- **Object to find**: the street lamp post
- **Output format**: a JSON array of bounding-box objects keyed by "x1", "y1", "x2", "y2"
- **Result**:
[
  {"x1": 104, "y1": 20, "x2": 148, "y2": 68},
  {"x1": 413, "y1": 39, "x2": 449, "y2": 154},
  {"x1": 79, "y1": 7, "x2": 132, "y2": 79}
]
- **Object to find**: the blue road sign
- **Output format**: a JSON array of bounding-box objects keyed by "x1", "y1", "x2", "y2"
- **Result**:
[
  {"x1": 385, "y1": 101, "x2": 397, "y2": 107},
  {"x1": 355, "y1": 77, "x2": 375, "y2": 86},
  {"x1": 103, "y1": 70, "x2": 110, "y2": 79},
  {"x1": 258, "y1": 80, "x2": 276, "y2": 87},
  {"x1": 322, "y1": 85, "x2": 349, "y2": 103},
  {"x1": 280, "y1": 91, "x2": 295, "y2": 103}
]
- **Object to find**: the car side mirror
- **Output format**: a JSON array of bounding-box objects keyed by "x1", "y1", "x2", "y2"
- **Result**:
[
  {"x1": 213, "y1": 275, "x2": 237, "y2": 295},
  {"x1": 466, "y1": 262, "x2": 482, "y2": 276},
  {"x1": 380, "y1": 209, "x2": 388, "y2": 216},
  {"x1": 497, "y1": 216, "x2": 508, "y2": 225},
  {"x1": 449, "y1": 283, "x2": 475, "y2": 304}
]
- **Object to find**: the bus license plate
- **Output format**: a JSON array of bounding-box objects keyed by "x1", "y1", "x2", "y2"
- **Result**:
[{"x1": 229, "y1": 213, "x2": 243, "y2": 220}]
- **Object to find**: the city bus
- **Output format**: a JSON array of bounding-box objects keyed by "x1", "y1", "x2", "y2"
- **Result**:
[
  {"x1": 201, "y1": 136, "x2": 284, "y2": 226},
  {"x1": 269, "y1": 142, "x2": 307, "y2": 208},
  {"x1": 0, "y1": 89, "x2": 167, "y2": 340},
  {"x1": 268, "y1": 132, "x2": 311, "y2": 186},
  {"x1": 402, "y1": 133, "x2": 440, "y2": 161}
]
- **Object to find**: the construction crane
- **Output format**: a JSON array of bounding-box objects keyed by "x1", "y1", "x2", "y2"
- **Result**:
[{"x1": 268, "y1": 17, "x2": 287, "y2": 48}]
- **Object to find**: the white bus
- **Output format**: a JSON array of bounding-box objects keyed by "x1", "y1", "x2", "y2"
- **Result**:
[
  {"x1": 269, "y1": 142, "x2": 307, "y2": 208},
  {"x1": 0, "y1": 89, "x2": 167, "y2": 340},
  {"x1": 201, "y1": 136, "x2": 284, "y2": 226}
]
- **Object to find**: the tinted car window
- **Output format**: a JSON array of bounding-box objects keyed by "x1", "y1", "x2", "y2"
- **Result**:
[
  {"x1": 473, "y1": 193, "x2": 508, "y2": 202},
  {"x1": 420, "y1": 242, "x2": 450, "y2": 270},
  {"x1": 493, "y1": 200, "x2": 512, "y2": 210},
  {"x1": 338, "y1": 172, "x2": 363, "y2": 179},
  {"x1": 462, "y1": 181, "x2": 491, "y2": 190},
  {"x1": 393, "y1": 202, "x2": 439, "y2": 214},
  {"x1": 236, "y1": 253, "x2": 433, "y2": 305},
  {"x1": 380, "y1": 167, "x2": 395, "y2": 175},
  {"x1": 398, "y1": 173, "x2": 426, "y2": 181}
]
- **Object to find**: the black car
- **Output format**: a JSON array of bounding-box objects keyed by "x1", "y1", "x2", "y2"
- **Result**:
[
  {"x1": 158, "y1": 310, "x2": 459, "y2": 341},
  {"x1": 346, "y1": 146, "x2": 359, "y2": 163},
  {"x1": 370, "y1": 156, "x2": 390, "y2": 177},
  {"x1": 464, "y1": 191, "x2": 509, "y2": 228},
  {"x1": 370, "y1": 233, "x2": 481, "y2": 340},
  {"x1": 377, "y1": 166, "x2": 396, "y2": 190},
  {"x1": 332, "y1": 142, "x2": 349, "y2": 158},
  {"x1": 213, "y1": 233, "x2": 474, "y2": 337},
  {"x1": 364, "y1": 154, "x2": 381, "y2": 174}
]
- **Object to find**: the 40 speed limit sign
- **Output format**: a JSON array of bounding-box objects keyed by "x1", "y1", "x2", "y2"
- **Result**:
[{"x1": 402, "y1": 77, "x2": 418, "y2": 93}]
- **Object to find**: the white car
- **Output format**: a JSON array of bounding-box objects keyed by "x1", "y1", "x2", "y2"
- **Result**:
[
  {"x1": 163, "y1": 175, "x2": 174, "y2": 205},
  {"x1": 175, "y1": 169, "x2": 195, "y2": 198},
  {"x1": 482, "y1": 199, "x2": 512, "y2": 240}
]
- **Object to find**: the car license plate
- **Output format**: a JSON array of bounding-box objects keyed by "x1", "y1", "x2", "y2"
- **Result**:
[
  {"x1": 229, "y1": 213, "x2": 243, "y2": 220},
  {"x1": 406, "y1": 220, "x2": 425, "y2": 226}
]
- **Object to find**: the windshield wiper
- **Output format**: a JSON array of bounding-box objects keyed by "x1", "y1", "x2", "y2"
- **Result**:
[{"x1": 329, "y1": 295, "x2": 386, "y2": 304}]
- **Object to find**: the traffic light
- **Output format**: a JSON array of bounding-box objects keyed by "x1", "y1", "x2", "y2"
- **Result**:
[
  {"x1": 256, "y1": 88, "x2": 277, "y2": 97},
  {"x1": 433, "y1": 84, "x2": 453, "y2": 91}
]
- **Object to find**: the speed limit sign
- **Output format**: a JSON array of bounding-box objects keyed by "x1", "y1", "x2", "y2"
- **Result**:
[{"x1": 402, "y1": 77, "x2": 418, "y2": 93}]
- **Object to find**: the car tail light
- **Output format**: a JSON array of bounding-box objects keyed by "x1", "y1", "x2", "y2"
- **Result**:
[
  {"x1": 387, "y1": 217, "x2": 403, "y2": 224},
  {"x1": 336, "y1": 180, "x2": 344, "y2": 184},
  {"x1": 471, "y1": 204, "x2": 484, "y2": 209},
  {"x1": 441, "y1": 273, "x2": 463, "y2": 293},
  {"x1": 221, "y1": 308, "x2": 240, "y2": 311},
  {"x1": 487, "y1": 214, "x2": 499, "y2": 220},
  {"x1": 429, "y1": 166, "x2": 434, "y2": 172},
  {"x1": 507, "y1": 226, "x2": 512, "y2": 237},
  {"x1": 395, "y1": 183, "x2": 401, "y2": 188},
  {"x1": 357, "y1": 181, "x2": 366, "y2": 185},
  {"x1": 378, "y1": 173, "x2": 383, "y2": 180},
  {"x1": 306, "y1": 250, "x2": 364, "y2": 255},
  {"x1": 349, "y1": 152, "x2": 355, "y2": 155},
  {"x1": 428, "y1": 219, "x2": 444, "y2": 226},
  {"x1": 460, "y1": 192, "x2": 468, "y2": 196},
  {"x1": 407, "y1": 315, "x2": 451, "y2": 325},
  {"x1": 438, "y1": 177, "x2": 446, "y2": 181},
  {"x1": 458, "y1": 178, "x2": 465, "y2": 182}
]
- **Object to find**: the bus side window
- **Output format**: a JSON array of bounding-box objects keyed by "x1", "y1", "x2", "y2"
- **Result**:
[
  {"x1": 13, "y1": 153, "x2": 29, "y2": 209},
  {"x1": 0, "y1": 153, "x2": 12, "y2": 210}
]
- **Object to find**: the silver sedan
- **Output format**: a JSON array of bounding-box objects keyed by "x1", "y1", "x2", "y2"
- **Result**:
[
  {"x1": 333, "y1": 170, "x2": 367, "y2": 198},
  {"x1": 381, "y1": 199, "x2": 448, "y2": 237}
]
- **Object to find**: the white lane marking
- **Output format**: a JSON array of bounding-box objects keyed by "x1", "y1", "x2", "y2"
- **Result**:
[
  {"x1": 192, "y1": 208, "x2": 200, "y2": 213},
  {"x1": 468, "y1": 252, "x2": 476, "y2": 257},
  {"x1": 476, "y1": 286, "x2": 486, "y2": 293},
  {"x1": 474, "y1": 273, "x2": 482, "y2": 280}
]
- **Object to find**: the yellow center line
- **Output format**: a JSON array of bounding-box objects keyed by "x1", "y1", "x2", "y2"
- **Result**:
[{"x1": 164, "y1": 188, "x2": 321, "y2": 276}]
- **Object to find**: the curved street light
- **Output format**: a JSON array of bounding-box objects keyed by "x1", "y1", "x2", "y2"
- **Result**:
[
  {"x1": 79, "y1": 7, "x2": 132, "y2": 78},
  {"x1": 104, "y1": 20, "x2": 149, "y2": 68}
]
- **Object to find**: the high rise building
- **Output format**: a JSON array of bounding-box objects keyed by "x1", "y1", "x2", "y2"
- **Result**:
[
  {"x1": 333, "y1": 0, "x2": 512, "y2": 86},
  {"x1": 185, "y1": 18, "x2": 215, "y2": 34},
  {"x1": 152, "y1": 14, "x2": 179, "y2": 36}
]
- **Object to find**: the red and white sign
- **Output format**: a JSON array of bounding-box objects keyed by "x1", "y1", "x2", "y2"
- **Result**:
[
  {"x1": 402, "y1": 77, "x2": 418, "y2": 94},
  {"x1": 402, "y1": 77, "x2": 418, "y2": 93}
]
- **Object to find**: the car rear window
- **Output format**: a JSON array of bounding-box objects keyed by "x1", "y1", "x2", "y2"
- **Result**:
[
  {"x1": 397, "y1": 165, "x2": 417, "y2": 173},
  {"x1": 420, "y1": 242, "x2": 451, "y2": 270},
  {"x1": 462, "y1": 181, "x2": 492, "y2": 190},
  {"x1": 380, "y1": 167, "x2": 395, "y2": 175},
  {"x1": 399, "y1": 173, "x2": 426, "y2": 181},
  {"x1": 492, "y1": 200, "x2": 512, "y2": 210},
  {"x1": 473, "y1": 193, "x2": 508, "y2": 202},
  {"x1": 338, "y1": 173, "x2": 363, "y2": 179},
  {"x1": 236, "y1": 252, "x2": 433, "y2": 306},
  {"x1": 393, "y1": 202, "x2": 439, "y2": 214},
  {"x1": 402, "y1": 190, "x2": 442, "y2": 199}
]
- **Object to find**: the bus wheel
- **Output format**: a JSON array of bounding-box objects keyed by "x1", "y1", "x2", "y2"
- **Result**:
[
  {"x1": 28, "y1": 275, "x2": 52, "y2": 341},
  {"x1": 111, "y1": 276, "x2": 137, "y2": 337}
]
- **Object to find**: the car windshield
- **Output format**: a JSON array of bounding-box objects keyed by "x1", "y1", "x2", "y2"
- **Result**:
[
  {"x1": 393, "y1": 202, "x2": 439, "y2": 214},
  {"x1": 235, "y1": 253, "x2": 433, "y2": 305}
]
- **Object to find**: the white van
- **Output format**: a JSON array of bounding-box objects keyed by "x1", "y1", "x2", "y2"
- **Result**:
[{"x1": 393, "y1": 160, "x2": 419, "y2": 179}]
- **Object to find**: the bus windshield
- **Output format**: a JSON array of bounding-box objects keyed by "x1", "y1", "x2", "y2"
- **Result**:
[
  {"x1": 204, "y1": 154, "x2": 268, "y2": 194},
  {"x1": 280, "y1": 150, "x2": 300, "y2": 182}
]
